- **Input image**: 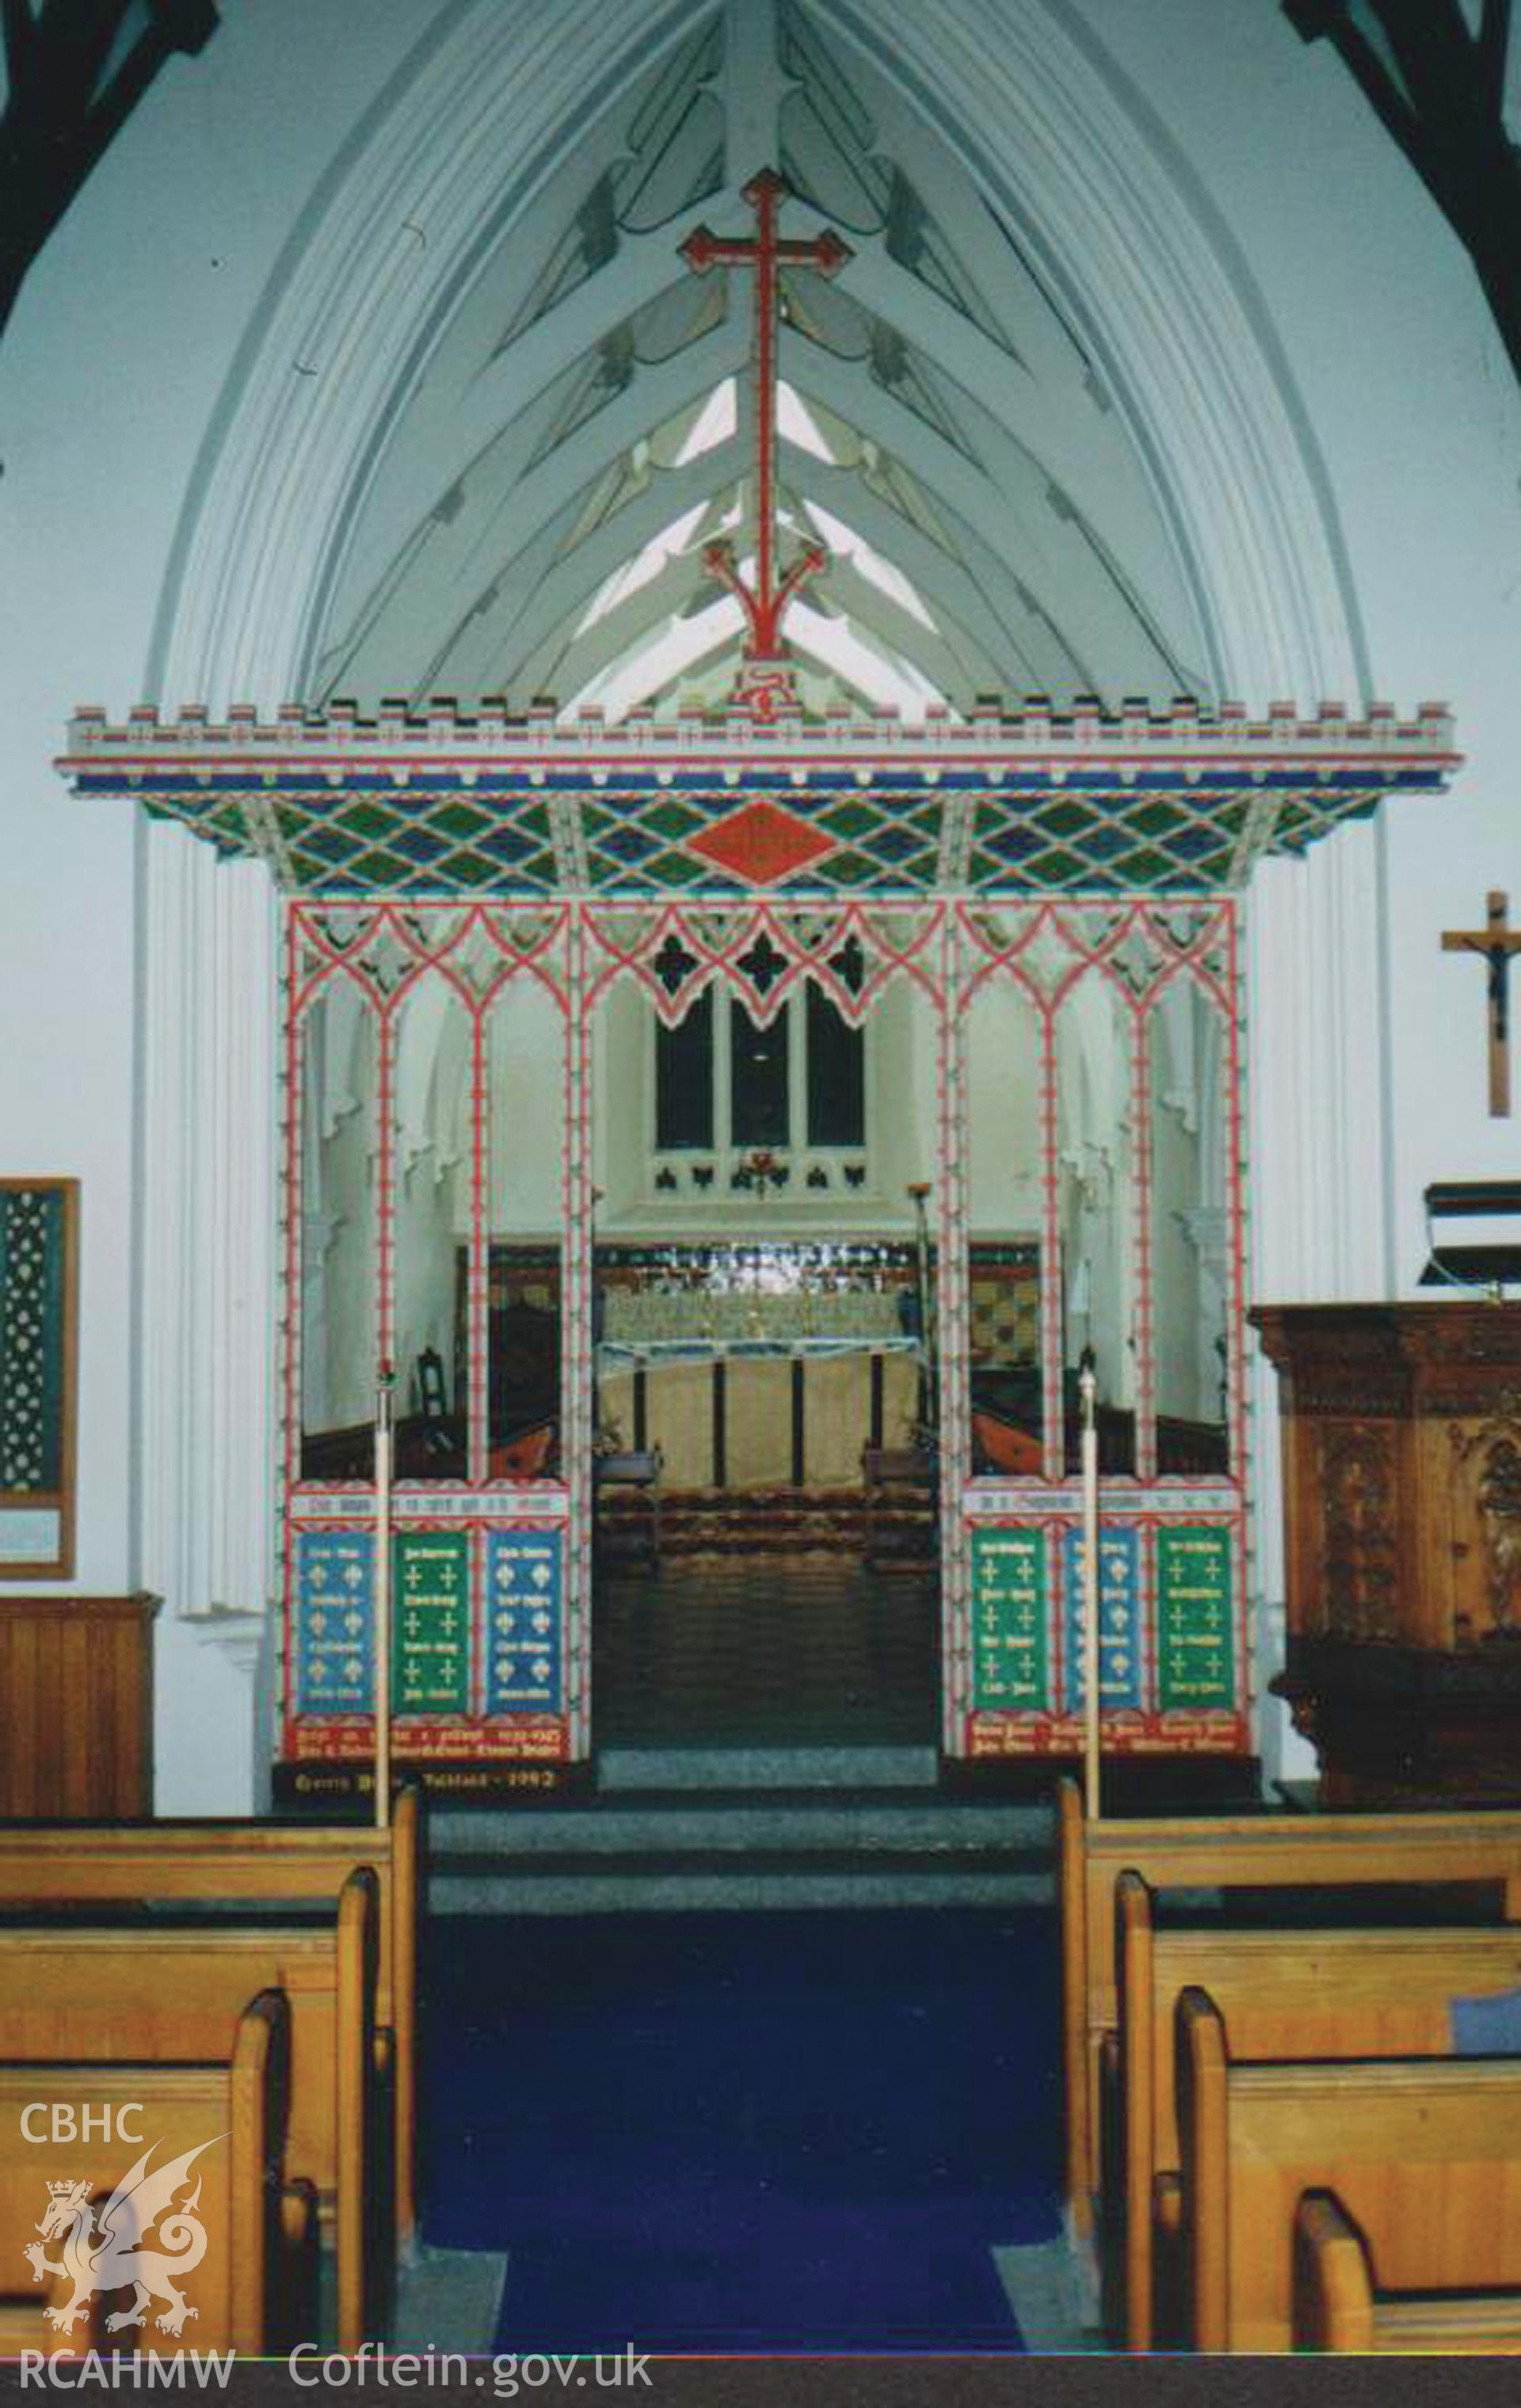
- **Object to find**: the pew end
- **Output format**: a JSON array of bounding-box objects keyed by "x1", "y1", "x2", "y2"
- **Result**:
[
  {"x1": 1176, "y1": 1986, "x2": 1521, "y2": 2351},
  {"x1": 1294, "y1": 2189, "x2": 1521, "y2": 2353},
  {"x1": 0, "y1": 1865, "x2": 385, "y2": 2353},
  {"x1": 1111, "y1": 1868, "x2": 1155, "y2": 2349},
  {"x1": 0, "y1": 1991, "x2": 298, "y2": 2356},
  {"x1": 1176, "y1": 1987, "x2": 1230, "y2": 2353},
  {"x1": 1110, "y1": 1869, "x2": 1521, "y2": 2349},
  {"x1": 390, "y1": 1783, "x2": 421, "y2": 2249},
  {"x1": 280, "y1": 2180, "x2": 322, "y2": 2354},
  {"x1": 0, "y1": 1781, "x2": 424, "y2": 2255},
  {"x1": 1058, "y1": 1774, "x2": 1521, "y2": 2228},
  {"x1": 1150, "y1": 2173, "x2": 1187, "y2": 2352},
  {"x1": 1294, "y1": 2192, "x2": 1375, "y2": 2352}
]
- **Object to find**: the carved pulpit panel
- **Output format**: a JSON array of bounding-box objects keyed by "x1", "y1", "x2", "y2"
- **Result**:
[
  {"x1": 1317, "y1": 1424, "x2": 1402, "y2": 1643},
  {"x1": 1447, "y1": 1392, "x2": 1521, "y2": 1644},
  {"x1": 1253, "y1": 1303, "x2": 1521, "y2": 1803}
]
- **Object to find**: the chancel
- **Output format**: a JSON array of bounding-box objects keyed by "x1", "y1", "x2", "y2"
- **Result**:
[{"x1": 4, "y1": 0, "x2": 1521, "y2": 2367}]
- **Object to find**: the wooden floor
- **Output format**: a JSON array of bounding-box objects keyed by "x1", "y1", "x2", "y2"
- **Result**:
[{"x1": 593, "y1": 1552, "x2": 940, "y2": 1749}]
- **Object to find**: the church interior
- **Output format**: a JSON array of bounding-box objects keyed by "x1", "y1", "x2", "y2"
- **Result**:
[{"x1": 3, "y1": 0, "x2": 1521, "y2": 2372}]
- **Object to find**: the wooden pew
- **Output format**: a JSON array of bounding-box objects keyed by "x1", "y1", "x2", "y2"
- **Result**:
[
  {"x1": 1176, "y1": 1985, "x2": 1521, "y2": 2351},
  {"x1": 1294, "y1": 2190, "x2": 1521, "y2": 2353},
  {"x1": 0, "y1": 1993, "x2": 297, "y2": 2356},
  {"x1": 1109, "y1": 1870, "x2": 1521, "y2": 2348},
  {"x1": 1058, "y1": 1776, "x2": 1521, "y2": 2233},
  {"x1": 0, "y1": 1786, "x2": 421, "y2": 2246},
  {"x1": 0, "y1": 1868, "x2": 379, "y2": 2352}
]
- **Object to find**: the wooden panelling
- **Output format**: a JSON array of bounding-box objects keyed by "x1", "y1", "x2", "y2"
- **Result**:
[{"x1": 0, "y1": 1593, "x2": 156, "y2": 1815}]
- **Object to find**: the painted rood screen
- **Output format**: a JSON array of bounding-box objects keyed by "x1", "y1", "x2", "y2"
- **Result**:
[
  {"x1": 59, "y1": 688, "x2": 1455, "y2": 1777},
  {"x1": 283, "y1": 891, "x2": 1248, "y2": 1773}
]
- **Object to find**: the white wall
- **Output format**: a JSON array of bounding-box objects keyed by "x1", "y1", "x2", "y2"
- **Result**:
[
  {"x1": 0, "y1": 0, "x2": 443, "y2": 1807},
  {"x1": 593, "y1": 983, "x2": 648, "y2": 1229},
  {"x1": 1076, "y1": 0, "x2": 1521, "y2": 1257},
  {"x1": 488, "y1": 980, "x2": 570, "y2": 1239},
  {"x1": 871, "y1": 982, "x2": 937, "y2": 1222},
  {"x1": 965, "y1": 979, "x2": 1043, "y2": 1236}
]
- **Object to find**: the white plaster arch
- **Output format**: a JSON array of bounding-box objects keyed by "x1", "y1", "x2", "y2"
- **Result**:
[{"x1": 137, "y1": 0, "x2": 1384, "y2": 1796}]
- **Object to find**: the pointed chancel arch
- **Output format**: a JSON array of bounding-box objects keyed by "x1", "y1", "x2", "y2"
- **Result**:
[{"x1": 131, "y1": 0, "x2": 1392, "y2": 1754}]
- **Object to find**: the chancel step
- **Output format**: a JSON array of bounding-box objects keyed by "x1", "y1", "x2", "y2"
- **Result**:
[
  {"x1": 427, "y1": 1784, "x2": 1053, "y2": 1915},
  {"x1": 600, "y1": 1485, "x2": 935, "y2": 1563},
  {"x1": 598, "y1": 1742, "x2": 940, "y2": 1790},
  {"x1": 430, "y1": 1796, "x2": 1046, "y2": 1854}
]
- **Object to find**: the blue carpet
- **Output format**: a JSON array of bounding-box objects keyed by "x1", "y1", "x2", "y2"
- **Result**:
[{"x1": 420, "y1": 1907, "x2": 1061, "y2": 2353}]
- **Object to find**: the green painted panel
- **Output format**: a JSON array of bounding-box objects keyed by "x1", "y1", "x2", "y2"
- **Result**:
[
  {"x1": 393, "y1": 1528, "x2": 471, "y2": 1712},
  {"x1": 1157, "y1": 1525, "x2": 1234, "y2": 1708},
  {"x1": 971, "y1": 1525, "x2": 1049, "y2": 1710}
]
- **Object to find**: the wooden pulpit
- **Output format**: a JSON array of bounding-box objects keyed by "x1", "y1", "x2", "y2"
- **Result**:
[{"x1": 1252, "y1": 1303, "x2": 1521, "y2": 1803}]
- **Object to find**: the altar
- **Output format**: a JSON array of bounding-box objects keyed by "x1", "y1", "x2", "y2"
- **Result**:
[{"x1": 596, "y1": 1246, "x2": 924, "y2": 1490}]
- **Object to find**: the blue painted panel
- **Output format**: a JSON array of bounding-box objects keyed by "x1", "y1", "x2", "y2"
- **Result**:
[
  {"x1": 1061, "y1": 1523, "x2": 1142, "y2": 1713},
  {"x1": 294, "y1": 1530, "x2": 375, "y2": 1712},
  {"x1": 485, "y1": 1527, "x2": 563, "y2": 1713}
]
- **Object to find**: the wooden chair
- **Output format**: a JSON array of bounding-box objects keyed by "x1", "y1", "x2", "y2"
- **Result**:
[
  {"x1": 1176, "y1": 1985, "x2": 1521, "y2": 2351},
  {"x1": 490, "y1": 1421, "x2": 557, "y2": 1480},
  {"x1": 861, "y1": 1444, "x2": 936, "y2": 1569},
  {"x1": 0, "y1": 1994, "x2": 303, "y2": 2356},
  {"x1": 0, "y1": 1786, "x2": 422, "y2": 2249},
  {"x1": 970, "y1": 1410, "x2": 1043, "y2": 1477},
  {"x1": 0, "y1": 1868, "x2": 380, "y2": 2350},
  {"x1": 594, "y1": 1446, "x2": 662, "y2": 1569},
  {"x1": 1057, "y1": 1776, "x2": 1521, "y2": 2233},
  {"x1": 1107, "y1": 1869, "x2": 1521, "y2": 2348}
]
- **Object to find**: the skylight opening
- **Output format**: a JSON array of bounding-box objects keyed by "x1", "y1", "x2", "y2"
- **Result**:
[
  {"x1": 803, "y1": 499, "x2": 936, "y2": 628},
  {"x1": 782, "y1": 597, "x2": 949, "y2": 719},
  {"x1": 575, "y1": 499, "x2": 711, "y2": 635},
  {"x1": 565, "y1": 593, "x2": 745, "y2": 719},
  {"x1": 776, "y1": 380, "x2": 836, "y2": 463},
  {"x1": 674, "y1": 377, "x2": 737, "y2": 464}
]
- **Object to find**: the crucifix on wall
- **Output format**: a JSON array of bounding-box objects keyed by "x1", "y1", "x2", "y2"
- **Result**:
[
  {"x1": 1442, "y1": 890, "x2": 1521, "y2": 1117},
  {"x1": 680, "y1": 167, "x2": 851, "y2": 717}
]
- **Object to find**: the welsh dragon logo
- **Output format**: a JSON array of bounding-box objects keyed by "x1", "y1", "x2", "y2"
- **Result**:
[{"x1": 22, "y1": 2137, "x2": 223, "y2": 2337}]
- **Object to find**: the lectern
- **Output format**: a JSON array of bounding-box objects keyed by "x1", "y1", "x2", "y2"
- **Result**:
[{"x1": 1252, "y1": 1302, "x2": 1521, "y2": 1803}]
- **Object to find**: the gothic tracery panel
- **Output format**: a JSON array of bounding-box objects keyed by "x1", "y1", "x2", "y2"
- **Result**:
[{"x1": 955, "y1": 898, "x2": 1248, "y2": 1761}]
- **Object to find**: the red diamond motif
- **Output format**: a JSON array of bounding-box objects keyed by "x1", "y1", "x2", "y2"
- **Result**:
[{"x1": 684, "y1": 799, "x2": 838, "y2": 886}]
